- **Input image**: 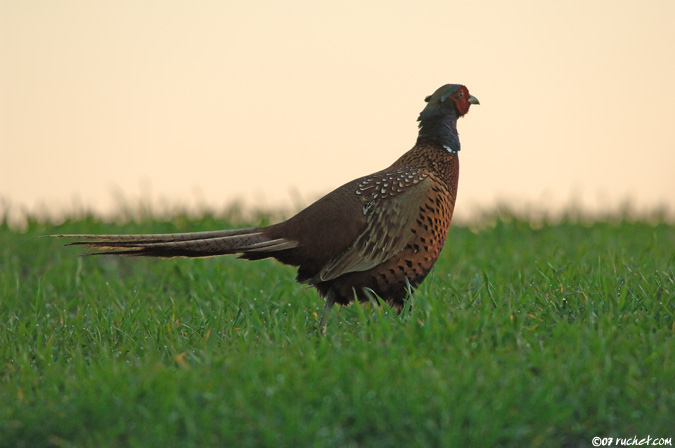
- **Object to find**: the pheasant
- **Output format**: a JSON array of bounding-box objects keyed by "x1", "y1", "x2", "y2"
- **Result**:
[{"x1": 57, "y1": 84, "x2": 479, "y2": 331}]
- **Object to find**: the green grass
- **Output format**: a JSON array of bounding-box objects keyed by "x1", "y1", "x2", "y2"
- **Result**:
[{"x1": 1, "y1": 212, "x2": 673, "y2": 447}]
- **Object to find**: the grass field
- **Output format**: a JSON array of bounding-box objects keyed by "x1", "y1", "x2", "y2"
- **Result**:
[{"x1": 1, "y1": 211, "x2": 673, "y2": 447}]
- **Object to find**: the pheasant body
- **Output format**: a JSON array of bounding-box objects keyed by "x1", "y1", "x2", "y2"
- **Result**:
[
  {"x1": 285, "y1": 140, "x2": 460, "y2": 308},
  {"x1": 59, "y1": 84, "x2": 478, "y2": 325}
]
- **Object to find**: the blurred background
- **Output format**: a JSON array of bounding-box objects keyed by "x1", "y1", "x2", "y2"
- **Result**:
[{"x1": 2, "y1": 0, "x2": 674, "y2": 228}]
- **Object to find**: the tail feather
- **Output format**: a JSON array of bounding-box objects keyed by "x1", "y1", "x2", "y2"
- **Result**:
[{"x1": 53, "y1": 227, "x2": 298, "y2": 258}]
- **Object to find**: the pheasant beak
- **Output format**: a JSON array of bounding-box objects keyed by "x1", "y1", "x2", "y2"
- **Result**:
[{"x1": 468, "y1": 95, "x2": 480, "y2": 105}]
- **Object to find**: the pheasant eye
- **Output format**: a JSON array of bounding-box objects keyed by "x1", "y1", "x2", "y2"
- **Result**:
[{"x1": 457, "y1": 91, "x2": 464, "y2": 98}]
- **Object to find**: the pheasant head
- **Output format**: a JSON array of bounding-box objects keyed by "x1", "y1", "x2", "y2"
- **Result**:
[{"x1": 417, "y1": 84, "x2": 479, "y2": 153}]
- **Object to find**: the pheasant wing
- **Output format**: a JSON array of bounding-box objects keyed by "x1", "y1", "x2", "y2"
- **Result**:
[{"x1": 318, "y1": 176, "x2": 431, "y2": 281}]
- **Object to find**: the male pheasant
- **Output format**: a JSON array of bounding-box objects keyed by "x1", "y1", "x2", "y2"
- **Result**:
[{"x1": 58, "y1": 84, "x2": 479, "y2": 330}]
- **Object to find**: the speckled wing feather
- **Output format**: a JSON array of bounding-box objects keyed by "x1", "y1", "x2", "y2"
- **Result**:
[{"x1": 317, "y1": 168, "x2": 431, "y2": 282}]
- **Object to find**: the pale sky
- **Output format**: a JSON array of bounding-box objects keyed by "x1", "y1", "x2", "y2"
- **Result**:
[{"x1": 2, "y1": 0, "x2": 674, "y2": 226}]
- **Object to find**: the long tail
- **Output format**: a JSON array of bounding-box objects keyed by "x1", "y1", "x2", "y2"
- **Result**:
[{"x1": 53, "y1": 227, "x2": 298, "y2": 258}]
